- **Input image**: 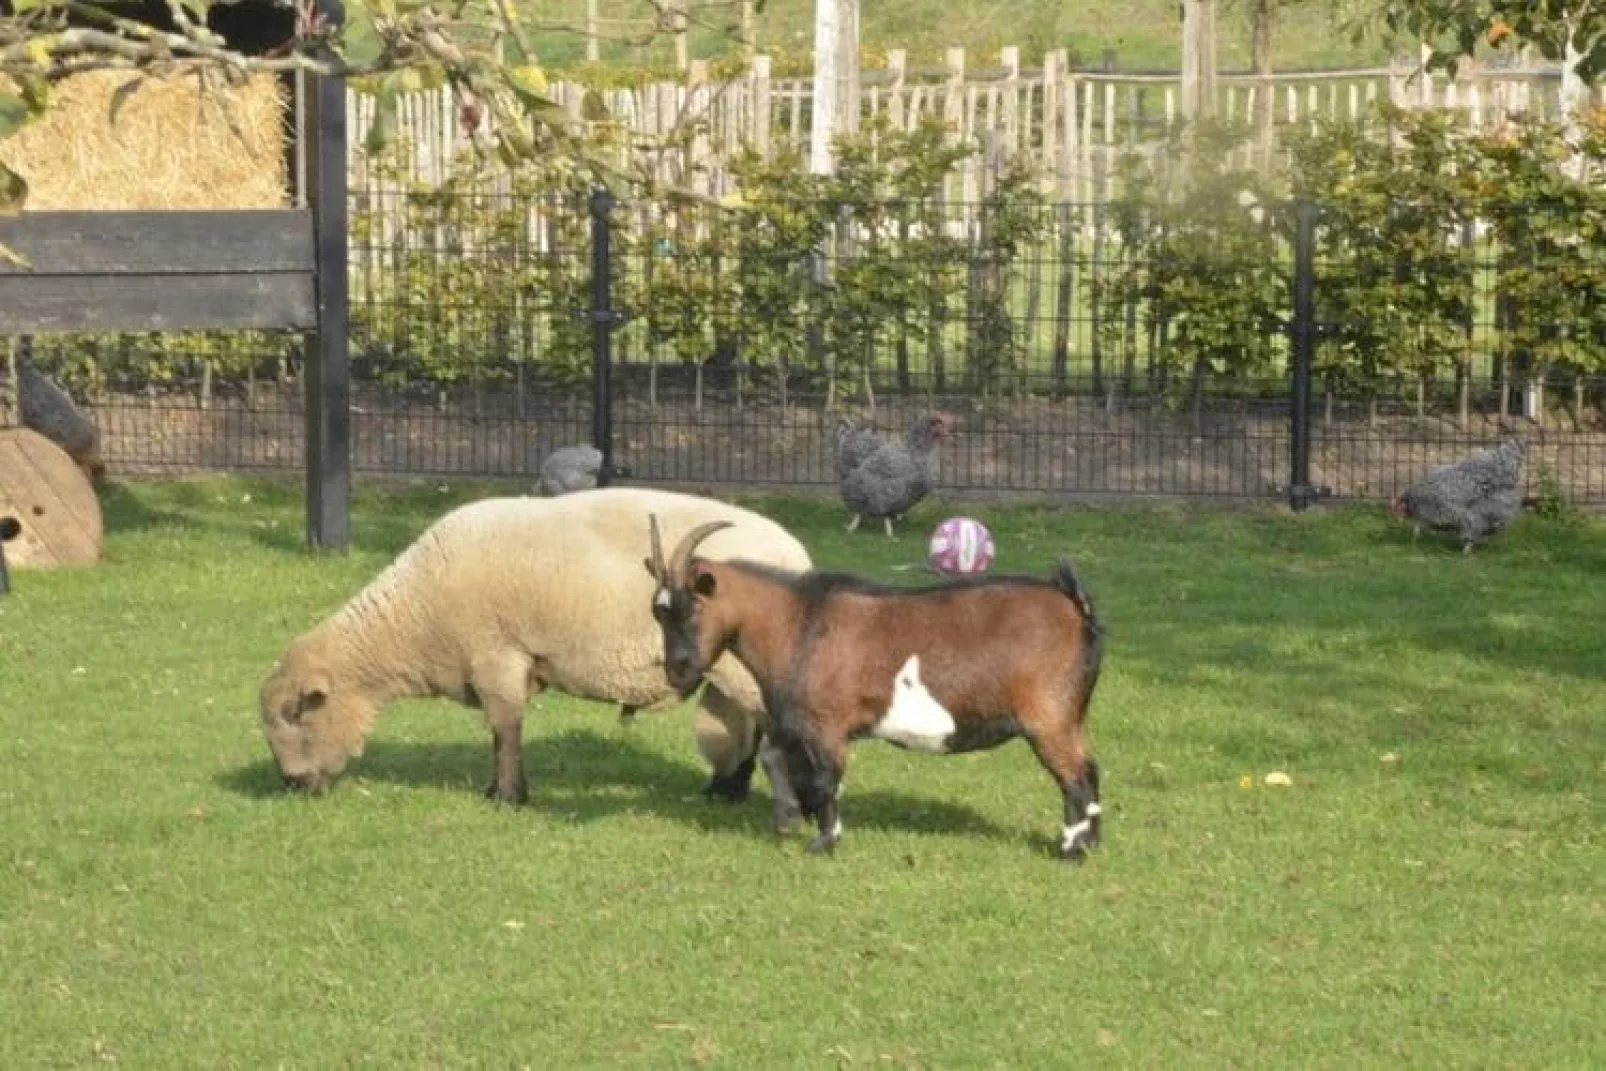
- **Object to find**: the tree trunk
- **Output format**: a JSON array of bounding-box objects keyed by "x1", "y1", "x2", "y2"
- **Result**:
[
  {"x1": 1560, "y1": 22, "x2": 1586, "y2": 175},
  {"x1": 1051, "y1": 204, "x2": 1075, "y2": 400},
  {"x1": 1180, "y1": 0, "x2": 1218, "y2": 121},
  {"x1": 1251, "y1": 0, "x2": 1274, "y2": 164},
  {"x1": 809, "y1": 0, "x2": 860, "y2": 175}
]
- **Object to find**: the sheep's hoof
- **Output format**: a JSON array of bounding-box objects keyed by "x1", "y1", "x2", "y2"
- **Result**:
[
  {"x1": 701, "y1": 773, "x2": 751, "y2": 802},
  {"x1": 702, "y1": 757, "x2": 756, "y2": 802}
]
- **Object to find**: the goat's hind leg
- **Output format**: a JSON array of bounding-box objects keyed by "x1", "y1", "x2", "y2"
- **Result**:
[{"x1": 1026, "y1": 725, "x2": 1102, "y2": 861}]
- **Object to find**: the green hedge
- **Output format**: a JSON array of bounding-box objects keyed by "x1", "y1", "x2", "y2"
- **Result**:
[{"x1": 21, "y1": 103, "x2": 1606, "y2": 420}]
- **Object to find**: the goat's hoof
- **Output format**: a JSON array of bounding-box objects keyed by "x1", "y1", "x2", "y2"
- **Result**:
[
  {"x1": 770, "y1": 802, "x2": 803, "y2": 837},
  {"x1": 1059, "y1": 834, "x2": 1098, "y2": 862},
  {"x1": 805, "y1": 834, "x2": 839, "y2": 856}
]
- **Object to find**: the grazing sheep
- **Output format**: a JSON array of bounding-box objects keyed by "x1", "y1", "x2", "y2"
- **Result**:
[
  {"x1": 646, "y1": 519, "x2": 1105, "y2": 860},
  {"x1": 259, "y1": 489, "x2": 812, "y2": 817}
]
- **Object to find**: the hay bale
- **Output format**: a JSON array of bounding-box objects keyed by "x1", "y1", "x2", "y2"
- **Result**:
[
  {"x1": 0, "y1": 428, "x2": 104, "y2": 568},
  {"x1": 1, "y1": 71, "x2": 289, "y2": 209}
]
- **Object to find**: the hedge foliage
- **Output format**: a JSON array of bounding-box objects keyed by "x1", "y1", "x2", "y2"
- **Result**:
[{"x1": 17, "y1": 100, "x2": 1606, "y2": 417}]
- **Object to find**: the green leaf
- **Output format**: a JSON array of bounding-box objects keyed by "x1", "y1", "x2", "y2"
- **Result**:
[
  {"x1": 0, "y1": 93, "x2": 33, "y2": 140},
  {"x1": 8, "y1": 0, "x2": 63, "y2": 11},
  {"x1": 0, "y1": 161, "x2": 29, "y2": 215},
  {"x1": 507, "y1": 65, "x2": 549, "y2": 98},
  {"x1": 581, "y1": 89, "x2": 610, "y2": 122},
  {"x1": 365, "y1": 85, "x2": 400, "y2": 155},
  {"x1": 107, "y1": 77, "x2": 146, "y2": 127},
  {"x1": 342, "y1": 8, "x2": 385, "y2": 69}
]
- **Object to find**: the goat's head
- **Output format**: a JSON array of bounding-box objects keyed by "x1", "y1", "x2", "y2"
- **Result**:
[{"x1": 644, "y1": 515, "x2": 735, "y2": 697}]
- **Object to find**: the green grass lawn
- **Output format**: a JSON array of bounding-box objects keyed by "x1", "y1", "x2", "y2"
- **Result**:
[{"x1": 2, "y1": 476, "x2": 1602, "y2": 1067}]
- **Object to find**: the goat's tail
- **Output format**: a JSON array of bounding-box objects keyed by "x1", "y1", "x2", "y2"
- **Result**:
[{"x1": 1054, "y1": 558, "x2": 1104, "y2": 709}]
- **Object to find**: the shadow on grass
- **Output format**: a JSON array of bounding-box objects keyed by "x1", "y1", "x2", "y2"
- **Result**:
[
  {"x1": 99, "y1": 481, "x2": 196, "y2": 535},
  {"x1": 218, "y1": 727, "x2": 1020, "y2": 846}
]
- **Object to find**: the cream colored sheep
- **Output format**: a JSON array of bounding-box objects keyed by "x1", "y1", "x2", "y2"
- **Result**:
[{"x1": 258, "y1": 488, "x2": 811, "y2": 814}]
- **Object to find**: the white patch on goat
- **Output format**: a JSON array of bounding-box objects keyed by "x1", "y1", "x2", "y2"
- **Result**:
[
  {"x1": 871, "y1": 655, "x2": 956, "y2": 753},
  {"x1": 1061, "y1": 804, "x2": 1101, "y2": 854},
  {"x1": 653, "y1": 587, "x2": 671, "y2": 610}
]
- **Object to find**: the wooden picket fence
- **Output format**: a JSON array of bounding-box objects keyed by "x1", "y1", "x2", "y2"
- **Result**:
[{"x1": 347, "y1": 47, "x2": 1598, "y2": 204}]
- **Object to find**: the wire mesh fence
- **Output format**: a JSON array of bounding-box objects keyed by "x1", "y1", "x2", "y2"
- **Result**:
[{"x1": 4, "y1": 191, "x2": 1604, "y2": 503}]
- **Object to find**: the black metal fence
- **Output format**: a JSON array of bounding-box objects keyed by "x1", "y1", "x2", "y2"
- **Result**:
[{"x1": 5, "y1": 191, "x2": 1605, "y2": 505}]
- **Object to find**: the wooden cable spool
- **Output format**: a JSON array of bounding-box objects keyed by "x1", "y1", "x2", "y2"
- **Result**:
[{"x1": 0, "y1": 427, "x2": 104, "y2": 569}]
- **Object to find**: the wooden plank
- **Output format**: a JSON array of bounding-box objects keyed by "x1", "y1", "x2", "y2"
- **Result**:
[
  {"x1": 0, "y1": 273, "x2": 316, "y2": 333},
  {"x1": 0, "y1": 210, "x2": 315, "y2": 275},
  {"x1": 303, "y1": 23, "x2": 352, "y2": 552}
]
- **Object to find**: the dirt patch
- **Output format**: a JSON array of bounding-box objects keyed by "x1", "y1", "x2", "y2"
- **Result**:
[{"x1": 80, "y1": 382, "x2": 1606, "y2": 504}]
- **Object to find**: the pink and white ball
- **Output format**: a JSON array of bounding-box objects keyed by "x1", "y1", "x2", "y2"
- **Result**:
[{"x1": 928, "y1": 517, "x2": 995, "y2": 577}]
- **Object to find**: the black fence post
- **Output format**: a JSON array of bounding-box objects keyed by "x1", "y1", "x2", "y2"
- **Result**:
[
  {"x1": 590, "y1": 186, "x2": 616, "y2": 487},
  {"x1": 1288, "y1": 200, "x2": 1318, "y2": 512},
  {"x1": 303, "y1": 0, "x2": 351, "y2": 551}
]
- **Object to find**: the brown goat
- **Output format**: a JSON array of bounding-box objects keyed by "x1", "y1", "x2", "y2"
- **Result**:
[{"x1": 645, "y1": 517, "x2": 1105, "y2": 860}]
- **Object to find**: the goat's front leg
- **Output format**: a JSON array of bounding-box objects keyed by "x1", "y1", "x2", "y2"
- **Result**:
[
  {"x1": 803, "y1": 734, "x2": 849, "y2": 855},
  {"x1": 768, "y1": 719, "x2": 846, "y2": 853},
  {"x1": 759, "y1": 741, "x2": 803, "y2": 835}
]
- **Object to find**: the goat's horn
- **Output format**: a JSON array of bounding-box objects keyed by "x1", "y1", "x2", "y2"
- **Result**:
[
  {"x1": 668, "y1": 520, "x2": 734, "y2": 586},
  {"x1": 647, "y1": 514, "x2": 668, "y2": 582}
]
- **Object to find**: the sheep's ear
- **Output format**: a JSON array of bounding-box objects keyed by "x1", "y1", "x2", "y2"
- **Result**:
[{"x1": 290, "y1": 686, "x2": 328, "y2": 723}]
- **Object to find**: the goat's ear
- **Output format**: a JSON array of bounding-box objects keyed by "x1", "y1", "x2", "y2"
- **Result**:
[{"x1": 693, "y1": 568, "x2": 717, "y2": 598}]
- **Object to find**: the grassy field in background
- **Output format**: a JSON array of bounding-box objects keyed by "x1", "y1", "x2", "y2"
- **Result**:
[
  {"x1": 2, "y1": 476, "x2": 1602, "y2": 1066},
  {"x1": 531, "y1": 0, "x2": 1388, "y2": 73}
]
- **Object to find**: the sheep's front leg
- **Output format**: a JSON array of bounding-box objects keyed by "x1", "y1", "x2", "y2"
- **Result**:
[
  {"x1": 697, "y1": 686, "x2": 761, "y2": 802},
  {"x1": 483, "y1": 697, "x2": 530, "y2": 805},
  {"x1": 473, "y1": 654, "x2": 535, "y2": 805}
]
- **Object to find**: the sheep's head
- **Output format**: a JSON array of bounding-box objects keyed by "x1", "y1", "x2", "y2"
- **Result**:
[
  {"x1": 643, "y1": 514, "x2": 734, "y2": 697},
  {"x1": 258, "y1": 642, "x2": 377, "y2": 793}
]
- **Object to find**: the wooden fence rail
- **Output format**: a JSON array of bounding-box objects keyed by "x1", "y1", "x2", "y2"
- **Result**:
[{"x1": 347, "y1": 47, "x2": 1600, "y2": 203}]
